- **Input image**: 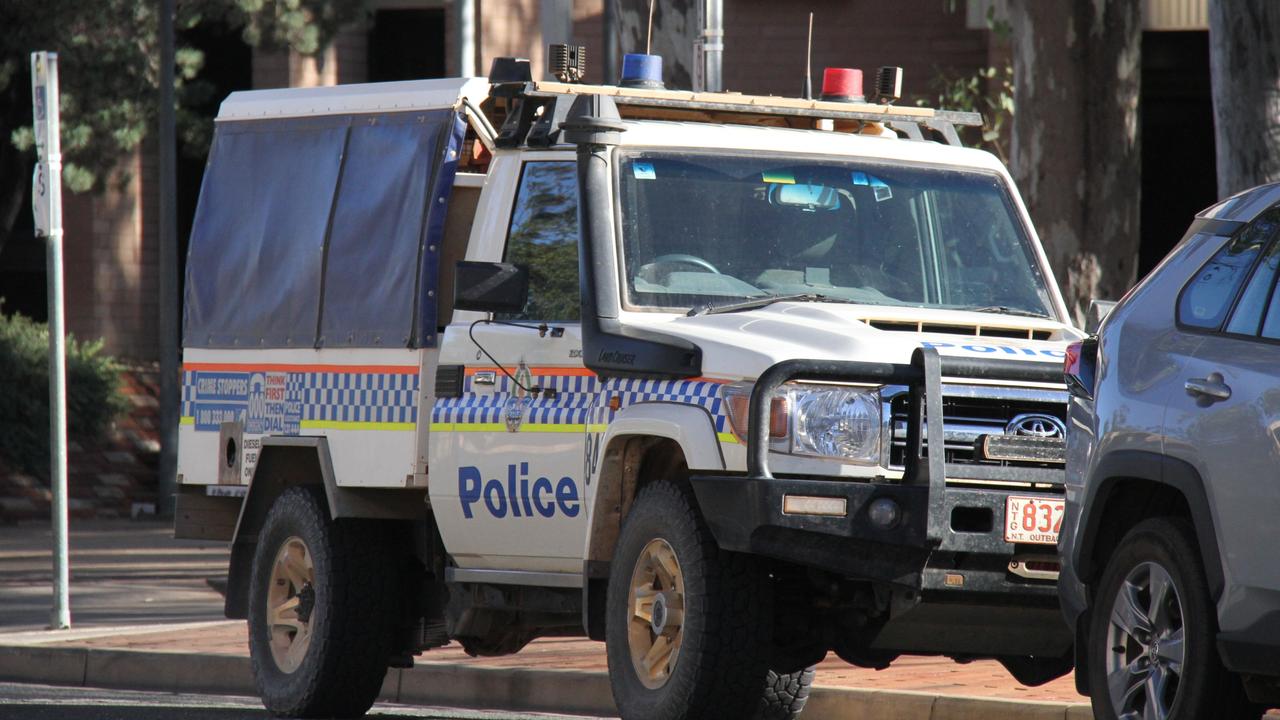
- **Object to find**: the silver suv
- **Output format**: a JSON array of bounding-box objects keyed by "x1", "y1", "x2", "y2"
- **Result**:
[{"x1": 1061, "y1": 182, "x2": 1280, "y2": 720}]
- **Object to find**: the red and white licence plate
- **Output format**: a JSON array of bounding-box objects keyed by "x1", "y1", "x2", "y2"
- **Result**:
[{"x1": 1004, "y1": 496, "x2": 1065, "y2": 545}]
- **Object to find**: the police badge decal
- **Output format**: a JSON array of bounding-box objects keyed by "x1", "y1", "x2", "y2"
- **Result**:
[{"x1": 504, "y1": 360, "x2": 532, "y2": 432}]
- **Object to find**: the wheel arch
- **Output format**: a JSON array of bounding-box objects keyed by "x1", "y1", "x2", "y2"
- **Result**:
[
  {"x1": 580, "y1": 403, "x2": 724, "y2": 639},
  {"x1": 1071, "y1": 450, "x2": 1225, "y2": 697},
  {"x1": 1075, "y1": 450, "x2": 1223, "y2": 600},
  {"x1": 224, "y1": 436, "x2": 428, "y2": 618}
]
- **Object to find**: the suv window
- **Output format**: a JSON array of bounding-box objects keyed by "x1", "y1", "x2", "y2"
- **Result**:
[
  {"x1": 1226, "y1": 238, "x2": 1280, "y2": 335},
  {"x1": 1178, "y1": 230, "x2": 1270, "y2": 330},
  {"x1": 500, "y1": 161, "x2": 580, "y2": 322}
]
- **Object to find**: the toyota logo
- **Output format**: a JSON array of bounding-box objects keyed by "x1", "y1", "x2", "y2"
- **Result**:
[{"x1": 1005, "y1": 413, "x2": 1067, "y2": 439}]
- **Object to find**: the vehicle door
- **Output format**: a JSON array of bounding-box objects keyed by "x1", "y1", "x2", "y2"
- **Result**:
[
  {"x1": 1163, "y1": 208, "x2": 1280, "y2": 606},
  {"x1": 431, "y1": 157, "x2": 593, "y2": 576}
]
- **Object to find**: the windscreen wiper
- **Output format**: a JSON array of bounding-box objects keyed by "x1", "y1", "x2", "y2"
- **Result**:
[
  {"x1": 688, "y1": 293, "x2": 828, "y2": 316},
  {"x1": 968, "y1": 305, "x2": 1052, "y2": 319}
]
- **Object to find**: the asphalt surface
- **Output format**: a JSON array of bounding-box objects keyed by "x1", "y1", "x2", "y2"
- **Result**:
[
  {"x1": 0, "y1": 682, "x2": 610, "y2": 720},
  {"x1": 0, "y1": 520, "x2": 229, "y2": 631}
]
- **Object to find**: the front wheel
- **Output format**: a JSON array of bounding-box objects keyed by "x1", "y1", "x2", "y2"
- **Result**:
[
  {"x1": 248, "y1": 486, "x2": 396, "y2": 718},
  {"x1": 1087, "y1": 517, "x2": 1258, "y2": 720},
  {"x1": 605, "y1": 476, "x2": 812, "y2": 720}
]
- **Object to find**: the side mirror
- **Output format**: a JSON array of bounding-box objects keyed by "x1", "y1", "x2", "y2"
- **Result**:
[
  {"x1": 453, "y1": 261, "x2": 529, "y2": 314},
  {"x1": 1085, "y1": 299, "x2": 1116, "y2": 333}
]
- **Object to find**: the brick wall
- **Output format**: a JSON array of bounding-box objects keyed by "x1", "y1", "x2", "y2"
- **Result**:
[
  {"x1": 478, "y1": 0, "x2": 546, "y2": 77},
  {"x1": 62, "y1": 144, "x2": 159, "y2": 363},
  {"x1": 722, "y1": 0, "x2": 990, "y2": 99}
]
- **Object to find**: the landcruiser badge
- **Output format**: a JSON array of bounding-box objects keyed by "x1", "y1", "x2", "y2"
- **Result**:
[
  {"x1": 504, "y1": 360, "x2": 532, "y2": 432},
  {"x1": 1005, "y1": 413, "x2": 1066, "y2": 439}
]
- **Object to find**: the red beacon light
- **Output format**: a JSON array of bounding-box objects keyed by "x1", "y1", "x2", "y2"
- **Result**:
[{"x1": 820, "y1": 67, "x2": 865, "y2": 103}]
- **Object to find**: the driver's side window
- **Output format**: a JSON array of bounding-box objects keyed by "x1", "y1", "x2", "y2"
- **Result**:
[{"x1": 500, "y1": 161, "x2": 580, "y2": 322}]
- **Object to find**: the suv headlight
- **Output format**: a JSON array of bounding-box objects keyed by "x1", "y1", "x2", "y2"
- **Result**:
[
  {"x1": 724, "y1": 382, "x2": 882, "y2": 465},
  {"x1": 790, "y1": 384, "x2": 881, "y2": 463}
]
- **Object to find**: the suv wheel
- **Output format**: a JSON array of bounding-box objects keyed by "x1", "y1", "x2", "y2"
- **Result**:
[
  {"x1": 248, "y1": 486, "x2": 396, "y2": 718},
  {"x1": 1088, "y1": 517, "x2": 1256, "y2": 720},
  {"x1": 605, "y1": 476, "x2": 811, "y2": 720}
]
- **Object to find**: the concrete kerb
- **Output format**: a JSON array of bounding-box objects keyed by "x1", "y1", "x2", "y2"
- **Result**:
[{"x1": 0, "y1": 644, "x2": 1094, "y2": 720}]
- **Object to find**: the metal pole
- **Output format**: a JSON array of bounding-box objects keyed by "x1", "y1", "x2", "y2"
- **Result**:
[
  {"x1": 603, "y1": 0, "x2": 618, "y2": 84},
  {"x1": 31, "y1": 51, "x2": 70, "y2": 630},
  {"x1": 702, "y1": 0, "x2": 723, "y2": 92},
  {"x1": 458, "y1": 0, "x2": 477, "y2": 77},
  {"x1": 158, "y1": 0, "x2": 178, "y2": 518}
]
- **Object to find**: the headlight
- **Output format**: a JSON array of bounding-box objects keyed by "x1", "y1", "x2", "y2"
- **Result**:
[
  {"x1": 723, "y1": 381, "x2": 881, "y2": 465},
  {"x1": 789, "y1": 384, "x2": 881, "y2": 464}
]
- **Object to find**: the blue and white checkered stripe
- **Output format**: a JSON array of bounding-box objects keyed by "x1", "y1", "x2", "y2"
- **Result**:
[
  {"x1": 433, "y1": 372, "x2": 730, "y2": 434},
  {"x1": 303, "y1": 372, "x2": 418, "y2": 424}
]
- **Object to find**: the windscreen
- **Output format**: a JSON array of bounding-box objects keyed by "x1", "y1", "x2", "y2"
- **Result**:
[{"x1": 616, "y1": 152, "x2": 1056, "y2": 317}]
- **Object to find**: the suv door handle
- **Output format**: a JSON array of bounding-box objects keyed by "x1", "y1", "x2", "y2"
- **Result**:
[{"x1": 1185, "y1": 373, "x2": 1231, "y2": 401}]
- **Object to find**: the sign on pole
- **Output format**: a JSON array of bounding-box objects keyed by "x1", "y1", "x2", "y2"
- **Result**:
[{"x1": 31, "y1": 50, "x2": 71, "y2": 630}]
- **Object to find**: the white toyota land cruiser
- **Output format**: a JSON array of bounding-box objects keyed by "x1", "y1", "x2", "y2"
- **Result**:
[{"x1": 175, "y1": 55, "x2": 1083, "y2": 720}]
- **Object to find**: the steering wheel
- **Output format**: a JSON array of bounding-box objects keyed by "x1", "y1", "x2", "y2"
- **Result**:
[{"x1": 651, "y1": 253, "x2": 722, "y2": 274}]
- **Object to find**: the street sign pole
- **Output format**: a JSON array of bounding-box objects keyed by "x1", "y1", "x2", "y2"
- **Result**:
[{"x1": 31, "y1": 51, "x2": 71, "y2": 630}]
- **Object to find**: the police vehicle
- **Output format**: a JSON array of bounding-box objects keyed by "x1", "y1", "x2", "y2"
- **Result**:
[{"x1": 175, "y1": 50, "x2": 1083, "y2": 720}]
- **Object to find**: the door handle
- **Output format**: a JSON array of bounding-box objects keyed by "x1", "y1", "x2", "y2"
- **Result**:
[
  {"x1": 1185, "y1": 373, "x2": 1231, "y2": 401},
  {"x1": 472, "y1": 371, "x2": 497, "y2": 386}
]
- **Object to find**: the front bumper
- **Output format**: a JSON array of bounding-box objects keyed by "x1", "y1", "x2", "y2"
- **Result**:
[
  {"x1": 695, "y1": 348, "x2": 1073, "y2": 658},
  {"x1": 691, "y1": 474, "x2": 1060, "y2": 597}
]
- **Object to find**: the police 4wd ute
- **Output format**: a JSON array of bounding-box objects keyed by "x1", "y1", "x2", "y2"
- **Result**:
[{"x1": 175, "y1": 54, "x2": 1083, "y2": 720}]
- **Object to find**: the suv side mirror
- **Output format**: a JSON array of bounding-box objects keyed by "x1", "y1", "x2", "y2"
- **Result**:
[
  {"x1": 1085, "y1": 299, "x2": 1117, "y2": 333},
  {"x1": 453, "y1": 261, "x2": 529, "y2": 314}
]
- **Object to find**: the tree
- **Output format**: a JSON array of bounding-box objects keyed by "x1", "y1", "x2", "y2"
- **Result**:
[
  {"x1": 1007, "y1": 0, "x2": 1142, "y2": 324},
  {"x1": 1209, "y1": 0, "x2": 1280, "y2": 198},
  {"x1": 0, "y1": 0, "x2": 364, "y2": 256}
]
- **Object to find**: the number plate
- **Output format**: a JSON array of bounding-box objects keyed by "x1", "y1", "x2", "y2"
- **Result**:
[{"x1": 1004, "y1": 495, "x2": 1065, "y2": 545}]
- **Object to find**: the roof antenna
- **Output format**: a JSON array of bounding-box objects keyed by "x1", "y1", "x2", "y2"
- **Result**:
[
  {"x1": 802, "y1": 12, "x2": 814, "y2": 100},
  {"x1": 646, "y1": 0, "x2": 656, "y2": 55}
]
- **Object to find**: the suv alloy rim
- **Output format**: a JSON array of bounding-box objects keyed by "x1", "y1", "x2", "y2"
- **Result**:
[
  {"x1": 266, "y1": 535, "x2": 316, "y2": 673},
  {"x1": 627, "y1": 537, "x2": 686, "y2": 690},
  {"x1": 1105, "y1": 561, "x2": 1186, "y2": 720}
]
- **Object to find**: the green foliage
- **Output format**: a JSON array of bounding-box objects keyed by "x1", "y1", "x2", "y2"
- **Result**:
[
  {"x1": 921, "y1": 64, "x2": 1015, "y2": 163},
  {"x1": 236, "y1": 0, "x2": 365, "y2": 55},
  {"x1": 0, "y1": 308, "x2": 128, "y2": 478},
  {"x1": 929, "y1": 1, "x2": 1014, "y2": 162}
]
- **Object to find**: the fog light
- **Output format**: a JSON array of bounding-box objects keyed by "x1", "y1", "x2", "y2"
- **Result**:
[{"x1": 867, "y1": 497, "x2": 900, "y2": 529}]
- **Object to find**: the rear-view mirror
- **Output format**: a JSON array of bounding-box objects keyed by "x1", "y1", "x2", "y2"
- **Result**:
[
  {"x1": 769, "y1": 183, "x2": 841, "y2": 211},
  {"x1": 454, "y1": 261, "x2": 529, "y2": 314}
]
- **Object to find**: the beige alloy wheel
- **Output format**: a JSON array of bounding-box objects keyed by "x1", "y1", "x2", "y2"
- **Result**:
[
  {"x1": 266, "y1": 535, "x2": 316, "y2": 673},
  {"x1": 627, "y1": 537, "x2": 687, "y2": 690}
]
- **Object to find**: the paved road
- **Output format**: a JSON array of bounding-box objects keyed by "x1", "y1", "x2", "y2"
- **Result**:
[
  {"x1": 0, "y1": 682, "x2": 606, "y2": 720},
  {"x1": 0, "y1": 520, "x2": 229, "y2": 632}
]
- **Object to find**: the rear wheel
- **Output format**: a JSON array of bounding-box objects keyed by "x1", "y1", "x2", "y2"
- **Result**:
[
  {"x1": 1087, "y1": 517, "x2": 1258, "y2": 720},
  {"x1": 248, "y1": 486, "x2": 396, "y2": 718},
  {"x1": 606, "y1": 476, "x2": 812, "y2": 720}
]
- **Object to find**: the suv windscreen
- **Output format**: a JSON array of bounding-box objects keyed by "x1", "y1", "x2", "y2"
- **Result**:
[{"x1": 615, "y1": 152, "x2": 1056, "y2": 317}]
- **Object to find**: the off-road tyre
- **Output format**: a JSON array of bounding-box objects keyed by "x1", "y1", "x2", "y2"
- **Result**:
[
  {"x1": 248, "y1": 485, "x2": 396, "y2": 718},
  {"x1": 606, "y1": 476, "x2": 809, "y2": 720},
  {"x1": 757, "y1": 667, "x2": 815, "y2": 720},
  {"x1": 1087, "y1": 517, "x2": 1260, "y2": 720}
]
